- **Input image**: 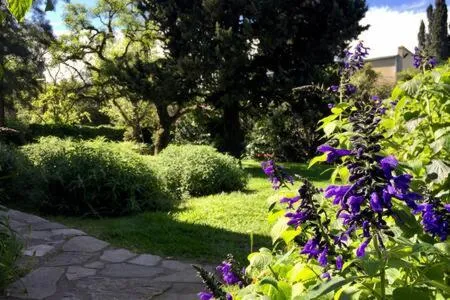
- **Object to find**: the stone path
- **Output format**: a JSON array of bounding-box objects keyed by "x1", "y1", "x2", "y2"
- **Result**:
[{"x1": 2, "y1": 210, "x2": 212, "y2": 300}]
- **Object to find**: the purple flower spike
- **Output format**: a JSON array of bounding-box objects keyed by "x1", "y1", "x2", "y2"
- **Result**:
[
  {"x1": 226, "y1": 294, "x2": 233, "y2": 300},
  {"x1": 356, "y1": 238, "x2": 371, "y2": 257},
  {"x1": 336, "y1": 255, "x2": 343, "y2": 271},
  {"x1": 198, "y1": 292, "x2": 214, "y2": 300},
  {"x1": 348, "y1": 195, "x2": 365, "y2": 212}
]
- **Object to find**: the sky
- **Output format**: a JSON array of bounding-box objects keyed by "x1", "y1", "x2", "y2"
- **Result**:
[{"x1": 45, "y1": 0, "x2": 436, "y2": 58}]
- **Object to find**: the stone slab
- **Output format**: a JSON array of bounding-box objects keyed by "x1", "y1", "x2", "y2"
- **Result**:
[
  {"x1": 128, "y1": 254, "x2": 162, "y2": 266},
  {"x1": 99, "y1": 263, "x2": 166, "y2": 278},
  {"x1": 66, "y1": 266, "x2": 97, "y2": 281},
  {"x1": 23, "y1": 244, "x2": 55, "y2": 257},
  {"x1": 31, "y1": 222, "x2": 67, "y2": 231},
  {"x1": 44, "y1": 252, "x2": 95, "y2": 267},
  {"x1": 100, "y1": 249, "x2": 136, "y2": 263},
  {"x1": 7, "y1": 267, "x2": 64, "y2": 299},
  {"x1": 8, "y1": 210, "x2": 47, "y2": 224},
  {"x1": 153, "y1": 269, "x2": 199, "y2": 283},
  {"x1": 75, "y1": 277, "x2": 171, "y2": 300},
  {"x1": 51, "y1": 228, "x2": 86, "y2": 237},
  {"x1": 161, "y1": 260, "x2": 192, "y2": 271},
  {"x1": 84, "y1": 261, "x2": 105, "y2": 269},
  {"x1": 63, "y1": 236, "x2": 109, "y2": 252}
]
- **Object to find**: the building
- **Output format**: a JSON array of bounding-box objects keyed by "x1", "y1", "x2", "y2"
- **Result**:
[{"x1": 365, "y1": 46, "x2": 414, "y2": 84}]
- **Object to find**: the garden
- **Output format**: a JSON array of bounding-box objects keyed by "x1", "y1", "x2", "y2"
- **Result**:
[{"x1": 1, "y1": 0, "x2": 449, "y2": 299}]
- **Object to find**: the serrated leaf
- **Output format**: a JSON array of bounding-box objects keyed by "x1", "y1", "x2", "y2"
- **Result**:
[
  {"x1": 7, "y1": 0, "x2": 33, "y2": 21},
  {"x1": 426, "y1": 159, "x2": 450, "y2": 183},
  {"x1": 248, "y1": 250, "x2": 273, "y2": 271},
  {"x1": 288, "y1": 263, "x2": 317, "y2": 283}
]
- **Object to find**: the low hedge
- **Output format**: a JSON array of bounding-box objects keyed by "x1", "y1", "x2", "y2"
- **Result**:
[
  {"x1": 26, "y1": 124, "x2": 126, "y2": 142},
  {"x1": 153, "y1": 144, "x2": 248, "y2": 198},
  {"x1": 21, "y1": 137, "x2": 174, "y2": 216}
]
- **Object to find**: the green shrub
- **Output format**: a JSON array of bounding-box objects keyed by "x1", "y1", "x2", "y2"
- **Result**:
[
  {"x1": 21, "y1": 137, "x2": 173, "y2": 216},
  {"x1": 0, "y1": 143, "x2": 42, "y2": 206},
  {"x1": 154, "y1": 144, "x2": 248, "y2": 198},
  {"x1": 0, "y1": 229, "x2": 22, "y2": 293},
  {"x1": 26, "y1": 124, "x2": 125, "y2": 142}
]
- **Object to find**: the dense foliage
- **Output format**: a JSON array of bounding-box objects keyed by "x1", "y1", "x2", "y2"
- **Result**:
[
  {"x1": 194, "y1": 43, "x2": 450, "y2": 300},
  {"x1": 21, "y1": 137, "x2": 172, "y2": 216},
  {"x1": 379, "y1": 63, "x2": 450, "y2": 202},
  {"x1": 154, "y1": 145, "x2": 248, "y2": 198},
  {"x1": 25, "y1": 123, "x2": 125, "y2": 142}
]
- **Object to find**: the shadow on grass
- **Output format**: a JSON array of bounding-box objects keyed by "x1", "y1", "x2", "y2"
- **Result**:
[
  {"x1": 244, "y1": 162, "x2": 332, "y2": 182},
  {"x1": 53, "y1": 212, "x2": 271, "y2": 264}
]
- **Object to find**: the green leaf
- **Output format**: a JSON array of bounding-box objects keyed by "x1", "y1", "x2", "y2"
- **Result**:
[
  {"x1": 306, "y1": 277, "x2": 359, "y2": 299},
  {"x1": 248, "y1": 249, "x2": 273, "y2": 271},
  {"x1": 392, "y1": 287, "x2": 433, "y2": 300},
  {"x1": 338, "y1": 166, "x2": 350, "y2": 183},
  {"x1": 288, "y1": 263, "x2": 317, "y2": 283},
  {"x1": 323, "y1": 120, "x2": 338, "y2": 136},
  {"x1": 361, "y1": 258, "x2": 379, "y2": 277},
  {"x1": 426, "y1": 159, "x2": 450, "y2": 183},
  {"x1": 7, "y1": 0, "x2": 33, "y2": 21},
  {"x1": 260, "y1": 277, "x2": 279, "y2": 290},
  {"x1": 308, "y1": 153, "x2": 328, "y2": 168},
  {"x1": 434, "y1": 241, "x2": 450, "y2": 255},
  {"x1": 270, "y1": 217, "x2": 299, "y2": 244},
  {"x1": 391, "y1": 206, "x2": 422, "y2": 238}
]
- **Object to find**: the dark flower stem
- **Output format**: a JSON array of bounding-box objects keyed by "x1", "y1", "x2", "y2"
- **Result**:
[{"x1": 373, "y1": 234, "x2": 386, "y2": 300}]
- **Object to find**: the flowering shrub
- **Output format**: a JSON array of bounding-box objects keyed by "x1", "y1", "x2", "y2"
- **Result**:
[{"x1": 194, "y1": 43, "x2": 450, "y2": 299}]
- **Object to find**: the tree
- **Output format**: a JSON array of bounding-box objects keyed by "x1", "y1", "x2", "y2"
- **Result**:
[
  {"x1": 432, "y1": 0, "x2": 449, "y2": 60},
  {"x1": 419, "y1": 20, "x2": 426, "y2": 49},
  {"x1": 55, "y1": 0, "x2": 196, "y2": 153},
  {"x1": 424, "y1": 1, "x2": 449, "y2": 60},
  {"x1": 137, "y1": 0, "x2": 369, "y2": 157},
  {"x1": 0, "y1": 1, "x2": 53, "y2": 127}
]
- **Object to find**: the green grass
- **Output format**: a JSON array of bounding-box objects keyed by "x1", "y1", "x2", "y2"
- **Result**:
[{"x1": 52, "y1": 160, "x2": 330, "y2": 263}]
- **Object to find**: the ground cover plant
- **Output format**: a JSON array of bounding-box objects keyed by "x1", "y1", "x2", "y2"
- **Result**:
[
  {"x1": 194, "y1": 43, "x2": 450, "y2": 299},
  {"x1": 52, "y1": 161, "x2": 330, "y2": 263}
]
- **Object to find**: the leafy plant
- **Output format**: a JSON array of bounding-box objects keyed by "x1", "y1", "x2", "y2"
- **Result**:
[
  {"x1": 379, "y1": 63, "x2": 450, "y2": 201},
  {"x1": 153, "y1": 144, "x2": 248, "y2": 198},
  {"x1": 21, "y1": 137, "x2": 173, "y2": 216},
  {"x1": 195, "y1": 42, "x2": 450, "y2": 300}
]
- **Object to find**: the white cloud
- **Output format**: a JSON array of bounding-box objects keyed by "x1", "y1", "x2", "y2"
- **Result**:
[{"x1": 355, "y1": 6, "x2": 427, "y2": 58}]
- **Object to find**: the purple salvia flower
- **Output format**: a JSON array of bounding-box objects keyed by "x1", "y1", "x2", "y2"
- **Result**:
[
  {"x1": 317, "y1": 145, "x2": 352, "y2": 163},
  {"x1": 336, "y1": 255, "x2": 343, "y2": 271},
  {"x1": 301, "y1": 238, "x2": 320, "y2": 258},
  {"x1": 216, "y1": 261, "x2": 241, "y2": 285},
  {"x1": 325, "y1": 185, "x2": 351, "y2": 205},
  {"x1": 370, "y1": 192, "x2": 383, "y2": 212},
  {"x1": 321, "y1": 272, "x2": 331, "y2": 280},
  {"x1": 198, "y1": 292, "x2": 214, "y2": 300},
  {"x1": 356, "y1": 238, "x2": 371, "y2": 257},
  {"x1": 318, "y1": 247, "x2": 328, "y2": 266}
]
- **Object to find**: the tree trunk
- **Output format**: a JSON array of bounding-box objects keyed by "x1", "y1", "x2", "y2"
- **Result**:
[
  {"x1": 221, "y1": 100, "x2": 244, "y2": 158},
  {"x1": 154, "y1": 104, "x2": 172, "y2": 155}
]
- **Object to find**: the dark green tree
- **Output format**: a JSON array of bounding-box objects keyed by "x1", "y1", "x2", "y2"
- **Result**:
[
  {"x1": 418, "y1": 19, "x2": 426, "y2": 49},
  {"x1": 425, "y1": 1, "x2": 449, "y2": 60},
  {"x1": 137, "y1": 0, "x2": 368, "y2": 157},
  {"x1": 0, "y1": 1, "x2": 53, "y2": 127},
  {"x1": 432, "y1": 0, "x2": 449, "y2": 60}
]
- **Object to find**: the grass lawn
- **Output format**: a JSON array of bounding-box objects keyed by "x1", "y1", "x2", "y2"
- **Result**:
[{"x1": 52, "y1": 160, "x2": 330, "y2": 263}]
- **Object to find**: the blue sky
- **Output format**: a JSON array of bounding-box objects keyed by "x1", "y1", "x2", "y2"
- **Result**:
[{"x1": 45, "y1": 0, "x2": 436, "y2": 58}]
